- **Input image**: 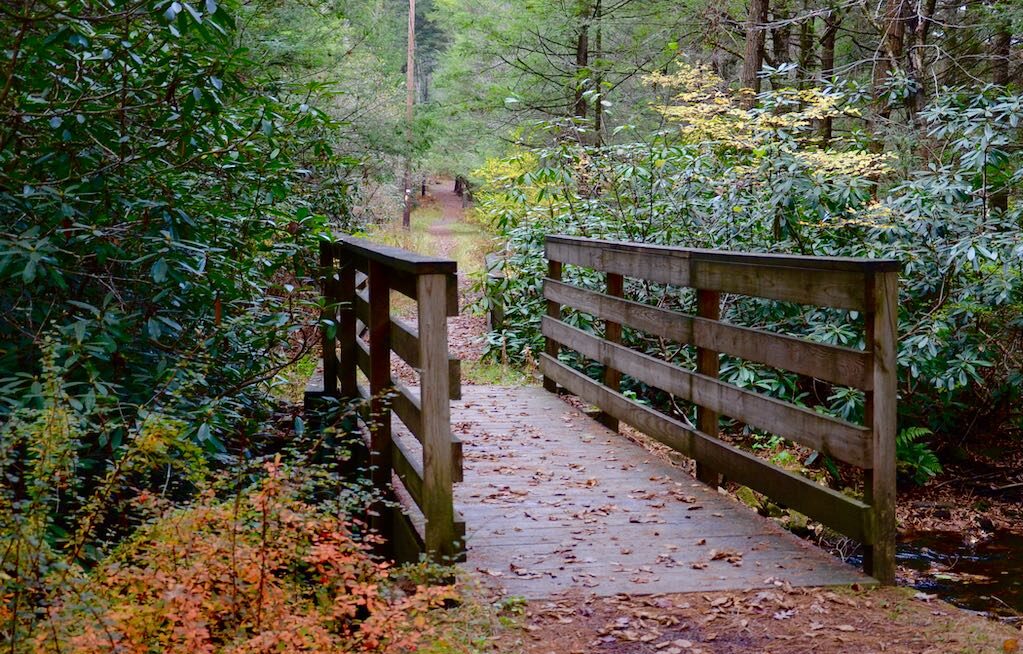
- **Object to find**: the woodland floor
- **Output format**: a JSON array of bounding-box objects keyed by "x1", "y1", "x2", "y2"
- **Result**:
[{"x1": 393, "y1": 181, "x2": 1022, "y2": 652}]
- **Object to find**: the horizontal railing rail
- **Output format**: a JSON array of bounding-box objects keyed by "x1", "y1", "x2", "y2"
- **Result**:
[
  {"x1": 311, "y1": 235, "x2": 464, "y2": 562},
  {"x1": 540, "y1": 235, "x2": 899, "y2": 583}
]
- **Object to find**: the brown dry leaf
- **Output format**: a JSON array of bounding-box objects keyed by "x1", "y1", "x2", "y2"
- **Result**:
[
  {"x1": 1004, "y1": 639, "x2": 1020, "y2": 654},
  {"x1": 691, "y1": 561, "x2": 708, "y2": 570}
]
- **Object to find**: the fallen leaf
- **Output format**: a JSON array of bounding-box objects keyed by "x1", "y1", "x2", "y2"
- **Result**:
[
  {"x1": 835, "y1": 624, "x2": 857, "y2": 632},
  {"x1": 1004, "y1": 639, "x2": 1019, "y2": 654},
  {"x1": 913, "y1": 591, "x2": 937, "y2": 602},
  {"x1": 773, "y1": 609, "x2": 795, "y2": 620}
]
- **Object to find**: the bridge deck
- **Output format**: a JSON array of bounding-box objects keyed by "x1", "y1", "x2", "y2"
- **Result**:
[{"x1": 453, "y1": 386, "x2": 868, "y2": 598}]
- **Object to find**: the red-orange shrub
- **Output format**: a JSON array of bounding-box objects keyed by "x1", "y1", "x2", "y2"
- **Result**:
[{"x1": 33, "y1": 460, "x2": 455, "y2": 653}]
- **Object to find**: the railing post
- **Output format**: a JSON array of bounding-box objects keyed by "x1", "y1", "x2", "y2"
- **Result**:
[
  {"x1": 864, "y1": 271, "x2": 898, "y2": 583},
  {"x1": 695, "y1": 289, "x2": 722, "y2": 487},
  {"x1": 598, "y1": 272, "x2": 624, "y2": 431},
  {"x1": 418, "y1": 272, "x2": 456, "y2": 559},
  {"x1": 543, "y1": 258, "x2": 563, "y2": 392},
  {"x1": 336, "y1": 249, "x2": 357, "y2": 400},
  {"x1": 367, "y1": 260, "x2": 394, "y2": 544},
  {"x1": 320, "y1": 241, "x2": 339, "y2": 398}
]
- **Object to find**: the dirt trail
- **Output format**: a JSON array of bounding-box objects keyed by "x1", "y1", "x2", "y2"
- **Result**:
[{"x1": 414, "y1": 178, "x2": 487, "y2": 371}]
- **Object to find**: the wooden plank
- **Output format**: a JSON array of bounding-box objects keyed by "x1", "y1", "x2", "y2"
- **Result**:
[
  {"x1": 367, "y1": 260, "x2": 394, "y2": 544},
  {"x1": 352, "y1": 265, "x2": 458, "y2": 317},
  {"x1": 543, "y1": 259, "x2": 563, "y2": 393},
  {"x1": 392, "y1": 504, "x2": 426, "y2": 565},
  {"x1": 355, "y1": 293, "x2": 462, "y2": 399},
  {"x1": 546, "y1": 237, "x2": 691, "y2": 286},
  {"x1": 392, "y1": 380, "x2": 422, "y2": 439},
  {"x1": 391, "y1": 382, "x2": 463, "y2": 483},
  {"x1": 547, "y1": 235, "x2": 900, "y2": 273},
  {"x1": 417, "y1": 273, "x2": 458, "y2": 560},
  {"x1": 337, "y1": 260, "x2": 357, "y2": 398},
  {"x1": 390, "y1": 315, "x2": 462, "y2": 399},
  {"x1": 319, "y1": 241, "x2": 339, "y2": 397},
  {"x1": 865, "y1": 271, "x2": 898, "y2": 584},
  {"x1": 393, "y1": 435, "x2": 425, "y2": 508},
  {"x1": 544, "y1": 279, "x2": 872, "y2": 390},
  {"x1": 337, "y1": 235, "x2": 456, "y2": 275},
  {"x1": 538, "y1": 353, "x2": 871, "y2": 542},
  {"x1": 542, "y1": 317, "x2": 873, "y2": 468},
  {"x1": 355, "y1": 336, "x2": 370, "y2": 378},
  {"x1": 597, "y1": 273, "x2": 623, "y2": 431},
  {"x1": 696, "y1": 289, "x2": 721, "y2": 487},
  {"x1": 690, "y1": 259, "x2": 866, "y2": 311},
  {"x1": 545, "y1": 235, "x2": 891, "y2": 310}
]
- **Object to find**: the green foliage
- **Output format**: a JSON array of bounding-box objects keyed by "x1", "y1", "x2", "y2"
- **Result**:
[
  {"x1": 0, "y1": 1, "x2": 353, "y2": 449},
  {"x1": 474, "y1": 67, "x2": 1023, "y2": 464},
  {"x1": 896, "y1": 427, "x2": 943, "y2": 485}
]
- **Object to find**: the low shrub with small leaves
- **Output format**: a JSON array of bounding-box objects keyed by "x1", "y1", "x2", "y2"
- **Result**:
[{"x1": 23, "y1": 460, "x2": 455, "y2": 654}]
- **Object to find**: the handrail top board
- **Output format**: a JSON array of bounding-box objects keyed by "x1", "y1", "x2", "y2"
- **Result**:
[
  {"x1": 333, "y1": 235, "x2": 457, "y2": 275},
  {"x1": 547, "y1": 235, "x2": 901, "y2": 274}
]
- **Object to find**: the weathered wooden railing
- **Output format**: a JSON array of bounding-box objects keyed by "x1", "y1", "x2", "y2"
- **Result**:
[
  {"x1": 310, "y1": 236, "x2": 464, "y2": 562},
  {"x1": 540, "y1": 235, "x2": 899, "y2": 583}
]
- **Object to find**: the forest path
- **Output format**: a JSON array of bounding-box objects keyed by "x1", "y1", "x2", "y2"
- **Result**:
[{"x1": 409, "y1": 178, "x2": 489, "y2": 374}]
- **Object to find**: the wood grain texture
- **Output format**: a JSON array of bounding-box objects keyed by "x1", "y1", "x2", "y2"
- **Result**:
[
  {"x1": 547, "y1": 235, "x2": 899, "y2": 273},
  {"x1": 319, "y1": 241, "x2": 339, "y2": 397},
  {"x1": 541, "y1": 317, "x2": 873, "y2": 468},
  {"x1": 545, "y1": 235, "x2": 900, "y2": 310},
  {"x1": 538, "y1": 356, "x2": 872, "y2": 543},
  {"x1": 544, "y1": 279, "x2": 872, "y2": 389},
  {"x1": 354, "y1": 293, "x2": 461, "y2": 398},
  {"x1": 337, "y1": 234, "x2": 456, "y2": 275},
  {"x1": 542, "y1": 259, "x2": 563, "y2": 393},
  {"x1": 367, "y1": 260, "x2": 394, "y2": 544},
  {"x1": 417, "y1": 273, "x2": 458, "y2": 560},
  {"x1": 865, "y1": 272, "x2": 898, "y2": 584},
  {"x1": 695, "y1": 289, "x2": 721, "y2": 487},
  {"x1": 598, "y1": 272, "x2": 623, "y2": 431},
  {"x1": 453, "y1": 385, "x2": 869, "y2": 598}
]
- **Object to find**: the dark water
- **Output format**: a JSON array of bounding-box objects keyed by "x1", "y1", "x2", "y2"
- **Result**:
[{"x1": 894, "y1": 530, "x2": 1023, "y2": 619}]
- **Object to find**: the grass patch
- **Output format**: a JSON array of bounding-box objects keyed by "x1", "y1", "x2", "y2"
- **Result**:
[
  {"x1": 405, "y1": 569, "x2": 525, "y2": 654},
  {"x1": 274, "y1": 352, "x2": 320, "y2": 404},
  {"x1": 461, "y1": 360, "x2": 534, "y2": 386}
]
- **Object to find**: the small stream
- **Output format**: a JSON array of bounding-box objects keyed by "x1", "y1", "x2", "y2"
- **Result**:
[{"x1": 894, "y1": 530, "x2": 1023, "y2": 620}]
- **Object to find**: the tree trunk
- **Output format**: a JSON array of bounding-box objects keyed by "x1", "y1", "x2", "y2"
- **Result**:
[
  {"x1": 818, "y1": 8, "x2": 841, "y2": 145},
  {"x1": 592, "y1": 0, "x2": 603, "y2": 144},
  {"x1": 797, "y1": 5, "x2": 815, "y2": 92},
  {"x1": 573, "y1": 0, "x2": 591, "y2": 120},
  {"x1": 906, "y1": 0, "x2": 937, "y2": 119},
  {"x1": 869, "y1": 0, "x2": 906, "y2": 150},
  {"x1": 401, "y1": 0, "x2": 416, "y2": 229},
  {"x1": 991, "y1": 20, "x2": 1011, "y2": 215},
  {"x1": 740, "y1": 0, "x2": 769, "y2": 108},
  {"x1": 992, "y1": 23, "x2": 1011, "y2": 87},
  {"x1": 771, "y1": 0, "x2": 791, "y2": 85}
]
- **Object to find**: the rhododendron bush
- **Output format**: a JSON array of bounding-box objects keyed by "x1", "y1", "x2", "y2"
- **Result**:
[{"x1": 24, "y1": 460, "x2": 454, "y2": 653}]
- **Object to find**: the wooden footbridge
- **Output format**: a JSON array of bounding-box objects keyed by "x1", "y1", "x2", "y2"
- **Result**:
[{"x1": 307, "y1": 234, "x2": 899, "y2": 595}]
